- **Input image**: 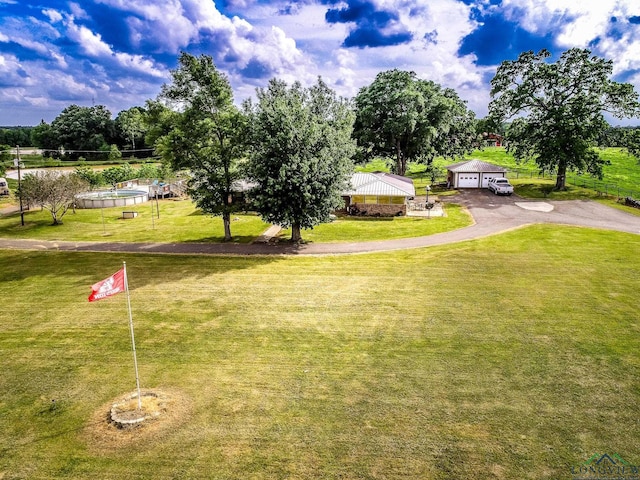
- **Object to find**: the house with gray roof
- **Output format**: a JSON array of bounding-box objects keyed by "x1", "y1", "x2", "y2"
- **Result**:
[
  {"x1": 342, "y1": 172, "x2": 415, "y2": 216},
  {"x1": 446, "y1": 160, "x2": 508, "y2": 189}
]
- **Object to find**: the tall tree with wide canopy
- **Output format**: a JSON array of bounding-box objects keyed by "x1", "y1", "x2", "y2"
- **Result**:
[
  {"x1": 143, "y1": 100, "x2": 182, "y2": 149},
  {"x1": 156, "y1": 52, "x2": 246, "y2": 242},
  {"x1": 353, "y1": 69, "x2": 476, "y2": 176},
  {"x1": 489, "y1": 48, "x2": 640, "y2": 190},
  {"x1": 31, "y1": 120, "x2": 57, "y2": 155},
  {"x1": 49, "y1": 105, "x2": 116, "y2": 159},
  {"x1": 246, "y1": 78, "x2": 355, "y2": 243},
  {"x1": 115, "y1": 106, "x2": 148, "y2": 152},
  {"x1": 620, "y1": 128, "x2": 640, "y2": 160}
]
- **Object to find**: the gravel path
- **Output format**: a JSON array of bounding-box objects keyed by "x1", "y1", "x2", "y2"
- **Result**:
[{"x1": 0, "y1": 190, "x2": 639, "y2": 256}]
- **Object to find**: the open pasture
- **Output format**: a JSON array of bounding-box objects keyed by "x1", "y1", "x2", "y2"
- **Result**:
[{"x1": 1, "y1": 225, "x2": 639, "y2": 479}]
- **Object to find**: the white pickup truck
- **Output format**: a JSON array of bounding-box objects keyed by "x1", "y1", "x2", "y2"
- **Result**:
[
  {"x1": 0, "y1": 178, "x2": 8, "y2": 196},
  {"x1": 487, "y1": 177, "x2": 514, "y2": 195}
]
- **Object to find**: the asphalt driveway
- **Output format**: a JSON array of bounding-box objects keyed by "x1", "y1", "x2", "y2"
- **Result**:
[
  {"x1": 0, "y1": 190, "x2": 639, "y2": 256},
  {"x1": 452, "y1": 189, "x2": 640, "y2": 236}
]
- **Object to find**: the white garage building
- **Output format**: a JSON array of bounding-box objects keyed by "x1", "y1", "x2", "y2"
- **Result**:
[{"x1": 446, "y1": 159, "x2": 508, "y2": 189}]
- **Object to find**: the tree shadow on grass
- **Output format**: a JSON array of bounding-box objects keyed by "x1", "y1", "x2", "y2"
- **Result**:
[
  {"x1": 341, "y1": 216, "x2": 394, "y2": 222},
  {"x1": 183, "y1": 235, "x2": 258, "y2": 244},
  {"x1": 0, "y1": 245, "x2": 284, "y2": 293}
]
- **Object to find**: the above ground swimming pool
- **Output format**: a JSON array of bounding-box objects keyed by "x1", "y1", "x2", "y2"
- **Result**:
[{"x1": 75, "y1": 189, "x2": 149, "y2": 209}]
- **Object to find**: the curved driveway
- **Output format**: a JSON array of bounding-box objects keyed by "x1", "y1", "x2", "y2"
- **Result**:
[{"x1": 0, "y1": 190, "x2": 639, "y2": 256}]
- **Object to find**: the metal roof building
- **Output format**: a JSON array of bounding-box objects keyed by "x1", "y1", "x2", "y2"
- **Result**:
[
  {"x1": 344, "y1": 172, "x2": 416, "y2": 197},
  {"x1": 446, "y1": 160, "x2": 507, "y2": 188}
]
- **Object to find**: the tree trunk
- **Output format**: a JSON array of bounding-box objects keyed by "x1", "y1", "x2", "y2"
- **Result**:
[
  {"x1": 555, "y1": 160, "x2": 567, "y2": 190},
  {"x1": 222, "y1": 211, "x2": 232, "y2": 242},
  {"x1": 395, "y1": 139, "x2": 406, "y2": 176},
  {"x1": 49, "y1": 207, "x2": 59, "y2": 225},
  {"x1": 291, "y1": 222, "x2": 302, "y2": 243}
]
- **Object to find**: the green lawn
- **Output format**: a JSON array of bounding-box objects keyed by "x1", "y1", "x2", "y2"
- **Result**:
[
  {"x1": 0, "y1": 197, "x2": 473, "y2": 244},
  {"x1": 0, "y1": 199, "x2": 270, "y2": 244},
  {"x1": 278, "y1": 204, "x2": 469, "y2": 243},
  {"x1": 1, "y1": 225, "x2": 639, "y2": 479}
]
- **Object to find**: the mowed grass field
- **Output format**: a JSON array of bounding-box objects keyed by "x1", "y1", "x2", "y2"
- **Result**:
[
  {"x1": 0, "y1": 199, "x2": 271, "y2": 244},
  {"x1": 1, "y1": 225, "x2": 639, "y2": 479},
  {"x1": 0, "y1": 197, "x2": 472, "y2": 244}
]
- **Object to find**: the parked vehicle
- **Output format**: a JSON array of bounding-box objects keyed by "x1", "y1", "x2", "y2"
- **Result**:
[
  {"x1": 0, "y1": 178, "x2": 8, "y2": 196},
  {"x1": 487, "y1": 177, "x2": 514, "y2": 195}
]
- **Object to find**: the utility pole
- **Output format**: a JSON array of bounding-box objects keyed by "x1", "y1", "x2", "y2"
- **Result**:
[{"x1": 15, "y1": 145, "x2": 24, "y2": 226}]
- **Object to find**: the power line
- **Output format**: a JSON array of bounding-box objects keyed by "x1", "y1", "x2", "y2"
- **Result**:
[{"x1": 37, "y1": 148, "x2": 156, "y2": 154}]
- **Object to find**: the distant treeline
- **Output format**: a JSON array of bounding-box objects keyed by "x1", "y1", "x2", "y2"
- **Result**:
[
  {"x1": 0, "y1": 104, "x2": 154, "y2": 161},
  {"x1": 595, "y1": 125, "x2": 640, "y2": 147},
  {"x1": 0, "y1": 126, "x2": 33, "y2": 147},
  {"x1": 2, "y1": 112, "x2": 640, "y2": 161}
]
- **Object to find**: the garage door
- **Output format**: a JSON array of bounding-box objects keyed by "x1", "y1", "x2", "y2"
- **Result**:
[
  {"x1": 481, "y1": 173, "x2": 504, "y2": 188},
  {"x1": 458, "y1": 174, "x2": 479, "y2": 188}
]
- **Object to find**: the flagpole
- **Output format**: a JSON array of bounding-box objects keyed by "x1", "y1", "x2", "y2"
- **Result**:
[{"x1": 123, "y1": 261, "x2": 142, "y2": 410}]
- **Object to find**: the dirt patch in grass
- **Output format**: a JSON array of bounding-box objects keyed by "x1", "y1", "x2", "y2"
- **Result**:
[{"x1": 82, "y1": 388, "x2": 192, "y2": 453}]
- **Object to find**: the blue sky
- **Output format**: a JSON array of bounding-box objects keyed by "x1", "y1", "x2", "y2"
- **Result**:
[{"x1": 1, "y1": 0, "x2": 640, "y2": 126}]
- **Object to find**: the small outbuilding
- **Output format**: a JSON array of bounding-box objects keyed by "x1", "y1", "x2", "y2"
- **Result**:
[
  {"x1": 342, "y1": 172, "x2": 415, "y2": 216},
  {"x1": 482, "y1": 133, "x2": 504, "y2": 147},
  {"x1": 446, "y1": 160, "x2": 508, "y2": 189}
]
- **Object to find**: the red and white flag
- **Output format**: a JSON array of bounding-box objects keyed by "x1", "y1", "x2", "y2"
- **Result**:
[{"x1": 88, "y1": 268, "x2": 126, "y2": 302}]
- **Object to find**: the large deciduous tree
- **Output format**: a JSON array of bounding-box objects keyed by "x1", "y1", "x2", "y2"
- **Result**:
[
  {"x1": 19, "y1": 171, "x2": 88, "y2": 225},
  {"x1": 115, "y1": 106, "x2": 148, "y2": 152},
  {"x1": 31, "y1": 120, "x2": 58, "y2": 154},
  {"x1": 155, "y1": 52, "x2": 246, "y2": 242},
  {"x1": 489, "y1": 48, "x2": 640, "y2": 190},
  {"x1": 353, "y1": 69, "x2": 476, "y2": 176},
  {"x1": 49, "y1": 105, "x2": 116, "y2": 159},
  {"x1": 143, "y1": 100, "x2": 181, "y2": 148},
  {"x1": 246, "y1": 78, "x2": 355, "y2": 243},
  {"x1": 621, "y1": 128, "x2": 640, "y2": 160}
]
